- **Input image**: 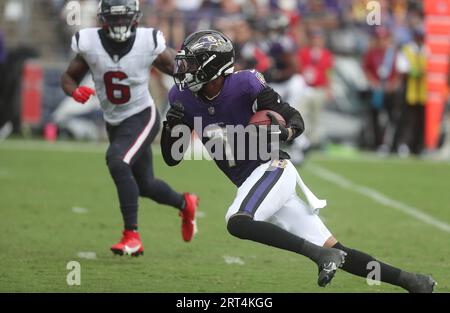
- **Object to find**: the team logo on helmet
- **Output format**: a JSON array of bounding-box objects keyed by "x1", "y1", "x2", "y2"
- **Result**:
[{"x1": 174, "y1": 30, "x2": 235, "y2": 93}]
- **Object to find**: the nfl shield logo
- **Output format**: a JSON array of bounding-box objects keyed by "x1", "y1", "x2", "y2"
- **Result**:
[{"x1": 208, "y1": 107, "x2": 215, "y2": 116}]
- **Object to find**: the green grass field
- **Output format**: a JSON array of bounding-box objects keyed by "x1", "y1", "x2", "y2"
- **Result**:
[{"x1": 1, "y1": 139, "x2": 449, "y2": 292}]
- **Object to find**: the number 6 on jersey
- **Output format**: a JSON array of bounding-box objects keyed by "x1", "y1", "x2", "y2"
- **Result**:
[{"x1": 104, "y1": 71, "x2": 131, "y2": 105}]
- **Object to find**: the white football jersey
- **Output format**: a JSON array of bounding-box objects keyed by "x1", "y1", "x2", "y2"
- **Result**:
[{"x1": 71, "y1": 27, "x2": 166, "y2": 125}]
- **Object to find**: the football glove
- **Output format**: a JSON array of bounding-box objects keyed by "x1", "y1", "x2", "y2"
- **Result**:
[
  {"x1": 166, "y1": 102, "x2": 185, "y2": 128},
  {"x1": 72, "y1": 86, "x2": 96, "y2": 104},
  {"x1": 267, "y1": 112, "x2": 290, "y2": 142}
]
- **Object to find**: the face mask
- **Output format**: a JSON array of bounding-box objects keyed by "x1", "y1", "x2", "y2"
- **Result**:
[
  {"x1": 108, "y1": 25, "x2": 132, "y2": 42},
  {"x1": 182, "y1": 73, "x2": 204, "y2": 92},
  {"x1": 188, "y1": 82, "x2": 204, "y2": 93}
]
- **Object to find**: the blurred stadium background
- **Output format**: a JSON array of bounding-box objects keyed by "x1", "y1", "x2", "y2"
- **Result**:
[
  {"x1": 1, "y1": 0, "x2": 450, "y2": 292},
  {"x1": 0, "y1": 0, "x2": 449, "y2": 153}
]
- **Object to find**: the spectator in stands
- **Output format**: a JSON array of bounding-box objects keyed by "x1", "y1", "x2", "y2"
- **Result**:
[
  {"x1": 298, "y1": 0, "x2": 339, "y2": 30},
  {"x1": 391, "y1": 5, "x2": 413, "y2": 46},
  {"x1": 233, "y1": 19, "x2": 273, "y2": 74},
  {"x1": 363, "y1": 27, "x2": 401, "y2": 152},
  {"x1": 0, "y1": 41, "x2": 39, "y2": 139},
  {"x1": 297, "y1": 28, "x2": 334, "y2": 148},
  {"x1": 396, "y1": 25, "x2": 427, "y2": 155}
]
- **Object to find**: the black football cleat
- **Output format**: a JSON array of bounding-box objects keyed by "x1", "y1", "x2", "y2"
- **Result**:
[
  {"x1": 317, "y1": 248, "x2": 347, "y2": 287},
  {"x1": 407, "y1": 274, "x2": 436, "y2": 293}
]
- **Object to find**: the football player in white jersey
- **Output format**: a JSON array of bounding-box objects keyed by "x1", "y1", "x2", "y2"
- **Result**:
[{"x1": 61, "y1": 0, "x2": 198, "y2": 257}]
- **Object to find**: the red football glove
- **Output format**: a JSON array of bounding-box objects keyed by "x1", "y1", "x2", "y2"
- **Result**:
[{"x1": 72, "y1": 86, "x2": 96, "y2": 104}]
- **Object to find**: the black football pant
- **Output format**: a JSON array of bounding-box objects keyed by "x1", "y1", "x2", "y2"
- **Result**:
[{"x1": 106, "y1": 106, "x2": 184, "y2": 230}]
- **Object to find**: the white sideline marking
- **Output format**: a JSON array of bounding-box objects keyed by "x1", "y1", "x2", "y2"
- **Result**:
[
  {"x1": 72, "y1": 206, "x2": 89, "y2": 214},
  {"x1": 77, "y1": 251, "x2": 97, "y2": 260},
  {"x1": 193, "y1": 219, "x2": 198, "y2": 236},
  {"x1": 223, "y1": 256, "x2": 245, "y2": 265},
  {"x1": 307, "y1": 164, "x2": 450, "y2": 234},
  {"x1": 196, "y1": 211, "x2": 206, "y2": 218}
]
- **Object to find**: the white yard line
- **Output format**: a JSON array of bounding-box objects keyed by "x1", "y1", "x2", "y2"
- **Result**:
[
  {"x1": 72, "y1": 206, "x2": 89, "y2": 214},
  {"x1": 76, "y1": 251, "x2": 97, "y2": 260},
  {"x1": 223, "y1": 256, "x2": 245, "y2": 265},
  {"x1": 196, "y1": 211, "x2": 206, "y2": 218},
  {"x1": 306, "y1": 164, "x2": 450, "y2": 234}
]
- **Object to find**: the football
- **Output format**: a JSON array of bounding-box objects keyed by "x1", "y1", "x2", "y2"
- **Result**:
[{"x1": 248, "y1": 110, "x2": 287, "y2": 127}]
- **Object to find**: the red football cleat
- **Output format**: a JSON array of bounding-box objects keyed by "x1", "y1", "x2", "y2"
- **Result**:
[
  {"x1": 179, "y1": 193, "x2": 199, "y2": 242},
  {"x1": 110, "y1": 230, "x2": 144, "y2": 257}
]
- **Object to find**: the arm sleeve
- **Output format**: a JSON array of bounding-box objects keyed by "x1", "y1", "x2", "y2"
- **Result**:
[
  {"x1": 160, "y1": 91, "x2": 191, "y2": 166},
  {"x1": 161, "y1": 121, "x2": 185, "y2": 167},
  {"x1": 256, "y1": 86, "x2": 305, "y2": 139},
  {"x1": 152, "y1": 29, "x2": 167, "y2": 56}
]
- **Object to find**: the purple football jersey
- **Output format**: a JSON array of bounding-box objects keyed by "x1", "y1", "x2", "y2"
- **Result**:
[{"x1": 168, "y1": 70, "x2": 268, "y2": 186}]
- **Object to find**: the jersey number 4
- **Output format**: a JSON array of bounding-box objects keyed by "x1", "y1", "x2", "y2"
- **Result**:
[{"x1": 104, "y1": 71, "x2": 130, "y2": 105}]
